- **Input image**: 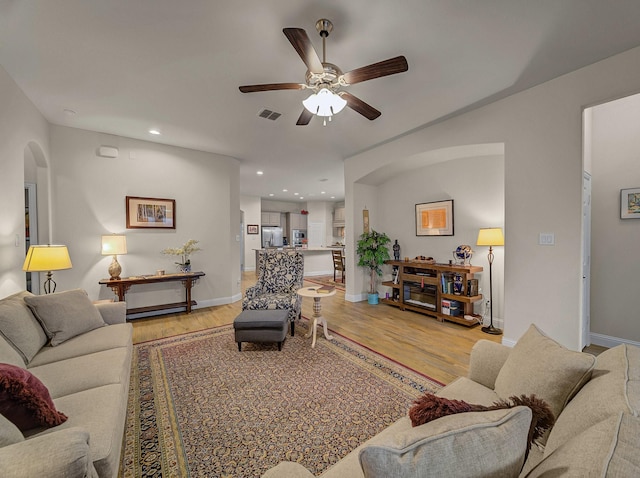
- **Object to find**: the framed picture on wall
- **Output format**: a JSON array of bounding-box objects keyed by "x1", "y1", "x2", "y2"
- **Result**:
[
  {"x1": 126, "y1": 196, "x2": 175, "y2": 229},
  {"x1": 415, "y1": 200, "x2": 454, "y2": 236},
  {"x1": 247, "y1": 224, "x2": 259, "y2": 234},
  {"x1": 620, "y1": 188, "x2": 640, "y2": 219}
]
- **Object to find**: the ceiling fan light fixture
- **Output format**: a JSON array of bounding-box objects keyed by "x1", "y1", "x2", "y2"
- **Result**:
[{"x1": 302, "y1": 88, "x2": 347, "y2": 118}]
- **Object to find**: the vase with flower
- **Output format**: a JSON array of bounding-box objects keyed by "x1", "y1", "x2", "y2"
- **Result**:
[{"x1": 161, "y1": 239, "x2": 201, "y2": 273}]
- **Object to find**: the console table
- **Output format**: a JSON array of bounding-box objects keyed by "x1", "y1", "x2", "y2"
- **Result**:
[{"x1": 99, "y1": 271, "x2": 205, "y2": 318}]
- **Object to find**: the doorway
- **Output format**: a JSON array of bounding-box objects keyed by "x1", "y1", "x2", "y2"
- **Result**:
[{"x1": 24, "y1": 183, "x2": 39, "y2": 294}]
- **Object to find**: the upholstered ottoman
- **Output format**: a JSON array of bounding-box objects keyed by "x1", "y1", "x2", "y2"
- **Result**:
[{"x1": 233, "y1": 309, "x2": 289, "y2": 351}]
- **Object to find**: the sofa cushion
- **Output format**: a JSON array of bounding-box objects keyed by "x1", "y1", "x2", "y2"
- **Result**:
[
  {"x1": 0, "y1": 412, "x2": 24, "y2": 447},
  {"x1": 0, "y1": 333, "x2": 27, "y2": 368},
  {"x1": 31, "y1": 384, "x2": 128, "y2": 478},
  {"x1": 0, "y1": 291, "x2": 47, "y2": 364},
  {"x1": 24, "y1": 289, "x2": 106, "y2": 346},
  {"x1": 0, "y1": 363, "x2": 67, "y2": 431},
  {"x1": 27, "y1": 322, "x2": 132, "y2": 368},
  {"x1": 494, "y1": 324, "x2": 595, "y2": 439},
  {"x1": 436, "y1": 376, "x2": 501, "y2": 405},
  {"x1": 29, "y1": 347, "x2": 131, "y2": 399},
  {"x1": 524, "y1": 412, "x2": 640, "y2": 477},
  {"x1": 544, "y1": 343, "x2": 640, "y2": 456},
  {"x1": 0, "y1": 427, "x2": 98, "y2": 478},
  {"x1": 358, "y1": 407, "x2": 532, "y2": 478}
]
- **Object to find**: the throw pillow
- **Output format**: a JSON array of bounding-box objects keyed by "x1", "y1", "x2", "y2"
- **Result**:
[
  {"x1": 494, "y1": 324, "x2": 595, "y2": 443},
  {"x1": 0, "y1": 363, "x2": 67, "y2": 431},
  {"x1": 24, "y1": 289, "x2": 105, "y2": 346},
  {"x1": 359, "y1": 407, "x2": 532, "y2": 478},
  {"x1": 0, "y1": 291, "x2": 48, "y2": 364},
  {"x1": 524, "y1": 412, "x2": 640, "y2": 477},
  {"x1": 408, "y1": 392, "x2": 554, "y2": 454}
]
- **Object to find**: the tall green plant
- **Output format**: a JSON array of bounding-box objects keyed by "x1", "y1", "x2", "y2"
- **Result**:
[{"x1": 356, "y1": 230, "x2": 391, "y2": 294}]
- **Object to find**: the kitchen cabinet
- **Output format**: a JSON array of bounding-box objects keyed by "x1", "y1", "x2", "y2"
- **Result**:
[
  {"x1": 333, "y1": 207, "x2": 345, "y2": 224},
  {"x1": 261, "y1": 212, "x2": 281, "y2": 227},
  {"x1": 288, "y1": 213, "x2": 307, "y2": 230}
]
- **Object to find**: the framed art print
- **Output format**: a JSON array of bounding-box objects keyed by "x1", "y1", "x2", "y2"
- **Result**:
[
  {"x1": 247, "y1": 224, "x2": 259, "y2": 234},
  {"x1": 415, "y1": 200, "x2": 454, "y2": 236},
  {"x1": 621, "y1": 188, "x2": 640, "y2": 219},
  {"x1": 126, "y1": 196, "x2": 175, "y2": 229}
]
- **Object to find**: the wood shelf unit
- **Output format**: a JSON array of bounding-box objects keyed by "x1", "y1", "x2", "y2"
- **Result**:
[{"x1": 383, "y1": 260, "x2": 483, "y2": 327}]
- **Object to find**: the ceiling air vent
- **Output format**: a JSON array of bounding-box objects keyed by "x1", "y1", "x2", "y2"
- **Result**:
[{"x1": 257, "y1": 109, "x2": 282, "y2": 121}]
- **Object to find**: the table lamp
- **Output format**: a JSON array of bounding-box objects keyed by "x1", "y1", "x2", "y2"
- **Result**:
[
  {"x1": 102, "y1": 234, "x2": 127, "y2": 280},
  {"x1": 23, "y1": 244, "x2": 73, "y2": 294},
  {"x1": 476, "y1": 228, "x2": 504, "y2": 335}
]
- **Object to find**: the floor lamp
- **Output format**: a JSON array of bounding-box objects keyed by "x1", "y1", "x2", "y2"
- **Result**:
[
  {"x1": 476, "y1": 228, "x2": 504, "y2": 335},
  {"x1": 23, "y1": 244, "x2": 73, "y2": 294}
]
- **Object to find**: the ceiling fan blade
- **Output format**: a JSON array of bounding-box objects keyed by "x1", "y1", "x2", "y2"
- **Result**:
[
  {"x1": 340, "y1": 92, "x2": 381, "y2": 120},
  {"x1": 342, "y1": 56, "x2": 408, "y2": 85},
  {"x1": 239, "y1": 83, "x2": 304, "y2": 93},
  {"x1": 283, "y1": 28, "x2": 324, "y2": 75},
  {"x1": 296, "y1": 109, "x2": 314, "y2": 125}
]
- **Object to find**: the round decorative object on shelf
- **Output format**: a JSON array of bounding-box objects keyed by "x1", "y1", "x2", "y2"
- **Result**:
[{"x1": 453, "y1": 245, "x2": 473, "y2": 265}]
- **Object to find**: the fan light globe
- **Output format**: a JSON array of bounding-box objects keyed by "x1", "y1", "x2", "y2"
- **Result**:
[{"x1": 302, "y1": 88, "x2": 347, "y2": 117}]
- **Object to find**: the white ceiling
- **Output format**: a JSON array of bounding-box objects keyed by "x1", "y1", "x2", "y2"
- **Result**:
[{"x1": 3, "y1": 1, "x2": 640, "y2": 202}]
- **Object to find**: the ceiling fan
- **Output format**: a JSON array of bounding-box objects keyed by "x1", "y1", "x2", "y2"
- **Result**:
[{"x1": 239, "y1": 19, "x2": 408, "y2": 125}]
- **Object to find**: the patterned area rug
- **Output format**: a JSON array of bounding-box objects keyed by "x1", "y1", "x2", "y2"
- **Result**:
[
  {"x1": 304, "y1": 275, "x2": 345, "y2": 291},
  {"x1": 119, "y1": 323, "x2": 442, "y2": 477}
]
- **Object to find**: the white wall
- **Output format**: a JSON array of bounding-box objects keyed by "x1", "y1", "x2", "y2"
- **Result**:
[
  {"x1": 240, "y1": 195, "x2": 261, "y2": 271},
  {"x1": 376, "y1": 154, "x2": 505, "y2": 323},
  {"x1": 49, "y1": 125, "x2": 241, "y2": 308},
  {"x1": 346, "y1": 45, "x2": 640, "y2": 350},
  {"x1": 306, "y1": 201, "x2": 334, "y2": 247},
  {"x1": 0, "y1": 66, "x2": 51, "y2": 298},
  {"x1": 590, "y1": 93, "x2": 640, "y2": 343}
]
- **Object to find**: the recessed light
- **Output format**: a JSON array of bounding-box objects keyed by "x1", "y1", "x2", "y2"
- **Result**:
[
  {"x1": 149, "y1": 129, "x2": 161, "y2": 135},
  {"x1": 331, "y1": 196, "x2": 335, "y2": 199},
  {"x1": 300, "y1": 197, "x2": 304, "y2": 199},
  {"x1": 256, "y1": 171, "x2": 264, "y2": 175},
  {"x1": 321, "y1": 191, "x2": 326, "y2": 194},
  {"x1": 294, "y1": 192, "x2": 299, "y2": 196},
  {"x1": 282, "y1": 189, "x2": 288, "y2": 192},
  {"x1": 269, "y1": 193, "x2": 274, "y2": 196}
]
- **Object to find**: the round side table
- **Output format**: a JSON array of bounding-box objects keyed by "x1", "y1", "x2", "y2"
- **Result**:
[{"x1": 296, "y1": 286, "x2": 336, "y2": 348}]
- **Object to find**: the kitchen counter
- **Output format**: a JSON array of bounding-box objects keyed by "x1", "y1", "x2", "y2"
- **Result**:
[{"x1": 254, "y1": 247, "x2": 343, "y2": 277}]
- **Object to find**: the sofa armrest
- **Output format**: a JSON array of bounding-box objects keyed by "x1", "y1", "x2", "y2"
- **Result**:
[
  {"x1": 0, "y1": 427, "x2": 98, "y2": 478},
  {"x1": 261, "y1": 462, "x2": 315, "y2": 478},
  {"x1": 95, "y1": 301, "x2": 127, "y2": 325},
  {"x1": 468, "y1": 340, "x2": 511, "y2": 389}
]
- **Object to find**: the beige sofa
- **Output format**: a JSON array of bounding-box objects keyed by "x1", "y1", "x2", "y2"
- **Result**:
[
  {"x1": 264, "y1": 324, "x2": 640, "y2": 477},
  {"x1": 0, "y1": 289, "x2": 132, "y2": 478}
]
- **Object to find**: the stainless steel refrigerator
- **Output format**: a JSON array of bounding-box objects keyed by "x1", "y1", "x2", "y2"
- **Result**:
[{"x1": 262, "y1": 227, "x2": 283, "y2": 247}]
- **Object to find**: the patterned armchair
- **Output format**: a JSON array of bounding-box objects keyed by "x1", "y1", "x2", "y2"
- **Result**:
[{"x1": 242, "y1": 249, "x2": 304, "y2": 335}]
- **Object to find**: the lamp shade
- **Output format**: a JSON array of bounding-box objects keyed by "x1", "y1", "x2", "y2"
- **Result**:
[
  {"x1": 23, "y1": 245, "x2": 73, "y2": 272},
  {"x1": 476, "y1": 228, "x2": 504, "y2": 246},
  {"x1": 302, "y1": 88, "x2": 347, "y2": 117},
  {"x1": 101, "y1": 235, "x2": 127, "y2": 255}
]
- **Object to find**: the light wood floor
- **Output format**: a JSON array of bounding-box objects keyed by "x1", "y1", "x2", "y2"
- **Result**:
[{"x1": 131, "y1": 272, "x2": 505, "y2": 385}]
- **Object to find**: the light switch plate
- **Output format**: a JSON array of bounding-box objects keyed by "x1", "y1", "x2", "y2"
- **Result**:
[{"x1": 539, "y1": 233, "x2": 555, "y2": 245}]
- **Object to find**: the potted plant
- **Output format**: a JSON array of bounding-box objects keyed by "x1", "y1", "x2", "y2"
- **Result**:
[
  {"x1": 161, "y1": 239, "x2": 201, "y2": 272},
  {"x1": 356, "y1": 230, "x2": 391, "y2": 304}
]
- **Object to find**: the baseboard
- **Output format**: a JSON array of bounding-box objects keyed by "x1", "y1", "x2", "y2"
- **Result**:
[
  {"x1": 303, "y1": 270, "x2": 333, "y2": 277},
  {"x1": 590, "y1": 332, "x2": 640, "y2": 349},
  {"x1": 345, "y1": 293, "x2": 368, "y2": 303},
  {"x1": 196, "y1": 294, "x2": 242, "y2": 309}
]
